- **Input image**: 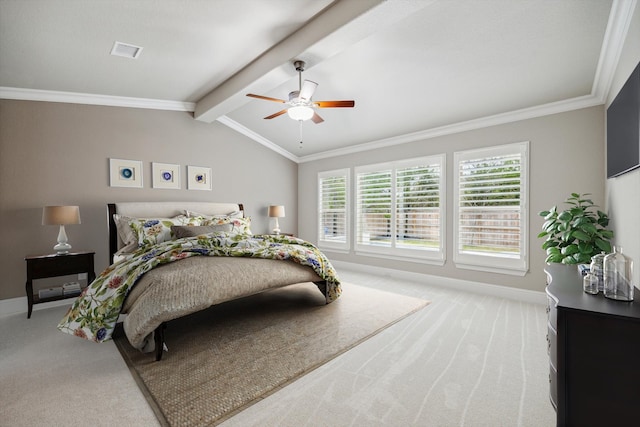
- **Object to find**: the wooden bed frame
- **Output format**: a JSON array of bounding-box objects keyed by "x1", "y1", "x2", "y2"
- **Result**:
[{"x1": 106, "y1": 202, "x2": 328, "y2": 361}]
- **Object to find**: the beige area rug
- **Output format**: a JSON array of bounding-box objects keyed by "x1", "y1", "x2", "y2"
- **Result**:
[{"x1": 114, "y1": 282, "x2": 429, "y2": 426}]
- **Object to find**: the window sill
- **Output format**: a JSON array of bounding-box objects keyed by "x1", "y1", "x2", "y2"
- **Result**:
[
  {"x1": 355, "y1": 250, "x2": 445, "y2": 266},
  {"x1": 318, "y1": 247, "x2": 350, "y2": 255},
  {"x1": 454, "y1": 261, "x2": 528, "y2": 276}
]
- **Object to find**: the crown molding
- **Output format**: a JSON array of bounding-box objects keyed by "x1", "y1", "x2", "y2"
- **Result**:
[
  {"x1": 298, "y1": 94, "x2": 603, "y2": 163},
  {"x1": 0, "y1": 87, "x2": 196, "y2": 112},
  {"x1": 591, "y1": 0, "x2": 637, "y2": 104}
]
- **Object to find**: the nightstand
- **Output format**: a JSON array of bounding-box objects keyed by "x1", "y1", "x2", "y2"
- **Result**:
[{"x1": 25, "y1": 251, "x2": 96, "y2": 318}]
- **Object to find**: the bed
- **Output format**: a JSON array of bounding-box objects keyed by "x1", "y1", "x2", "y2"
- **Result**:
[{"x1": 57, "y1": 201, "x2": 341, "y2": 361}]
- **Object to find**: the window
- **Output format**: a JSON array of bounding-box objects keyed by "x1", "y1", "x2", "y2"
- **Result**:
[
  {"x1": 318, "y1": 169, "x2": 350, "y2": 251},
  {"x1": 453, "y1": 141, "x2": 529, "y2": 275},
  {"x1": 355, "y1": 156, "x2": 445, "y2": 264}
]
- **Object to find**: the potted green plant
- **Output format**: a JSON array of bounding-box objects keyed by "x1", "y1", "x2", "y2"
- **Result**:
[{"x1": 538, "y1": 193, "x2": 613, "y2": 264}]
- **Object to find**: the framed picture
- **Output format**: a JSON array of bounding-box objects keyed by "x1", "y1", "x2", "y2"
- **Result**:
[
  {"x1": 152, "y1": 162, "x2": 180, "y2": 189},
  {"x1": 109, "y1": 158, "x2": 143, "y2": 188},
  {"x1": 187, "y1": 165, "x2": 212, "y2": 191}
]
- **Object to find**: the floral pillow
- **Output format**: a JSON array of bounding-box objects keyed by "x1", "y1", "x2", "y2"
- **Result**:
[
  {"x1": 185, "y1": 210, "x2": 243, "y2": 220},
  {"x1": 129, "y1": 215, "x2": 202, "y2": 248},
  {"x1": 201, "y1": 215, "x2": 252, "y2": 235}
]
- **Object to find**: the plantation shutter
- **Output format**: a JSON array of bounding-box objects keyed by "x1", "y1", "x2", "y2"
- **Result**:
[
  {"x1": 457, "y1": 152, "x2": 522, "y2": 256},
  {"x1": 356, "y1": 168, "x2": 392, "y2": 247},
  {"x1": 318, "y1": 170, "x2": 349, "y2": 250},
  {"x1": 355, "y1": 155, "x2": 445, "y2": 264},
  {"x1": 396, "y1": 163, "x2": 441, "y2": 250},
  {"x1": 454, "y1": 141, "x2": 529, "y2": 275}
]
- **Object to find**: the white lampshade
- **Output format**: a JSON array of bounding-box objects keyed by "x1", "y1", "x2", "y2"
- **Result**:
[
  {"x1": 287, "y1": 105, "x2": 314, "y2": 121},
  {"x1": 42, "y1": 206, "x2": 81, "y2": 254},
  {"x1": 268, "y1": 205, "x2": 285, "y2": 235},
  {"x1": 268, "y1": 205, "x2": 285, "y2": 218},
  {"x1": 42, "y1": 206, "x2": 81, "y2": 225}
]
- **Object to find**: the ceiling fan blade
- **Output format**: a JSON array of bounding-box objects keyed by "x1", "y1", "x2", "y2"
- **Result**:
[
  {"x1": 264, "y1": 109, "x2": 288, "y2": 120},
  {"x1": 315, "y1": 100, "x2": 355, "y2": 108},
  {"x1": 311, "y1": 112, "x2": 324, "y2": 124},
  {"x1": 246, "y1": 93, "x2": 286, "y2": 103},
  {"x1": 299, "y1": 80, "x2": 318, "y2": 102}
]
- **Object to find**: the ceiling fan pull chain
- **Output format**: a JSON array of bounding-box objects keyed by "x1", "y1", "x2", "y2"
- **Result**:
[{"x1": 299, "y1": 121, "x2": 303, "y2": 149}]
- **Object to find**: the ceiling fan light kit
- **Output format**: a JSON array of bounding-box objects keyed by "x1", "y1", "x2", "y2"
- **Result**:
[
  {"x1": 246, "y1": 60, "x2": 355, "y2": 125},
  {"x1": 288, "y1": 105, "x2": 314, "y2": 121}
]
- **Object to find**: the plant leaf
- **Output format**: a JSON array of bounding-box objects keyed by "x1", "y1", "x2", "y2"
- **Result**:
[
  {"x1": 542, "y1": 219, "x2": 556, "y2": 231},
  {"x1": 600, "y1": 230, "x2": 614, "y2": 239},
  {"x1": 561, "y1": 245, "x2": 580, "y2": 256},
  {"x1": 579, "y1": 223, "x2": 597, "y2": 235},
  {"x1": 572, "y1": 230, "x2": 591, "y2": 241},
  {"x1": 578, "y1": 241, "x2": 594, "y2": 254},
  {"x1": 595, "y1": 239, "x2": 612, "y2": 253},
  {"x1": 546, "y1": 253, "x2": 563, "y2": 263},
  {"x1": 558, "y1": 211, "x2": 573, "y2": 221},
  {"x1": 546, "y1": 247, "x2": 561, "y2": 256}
]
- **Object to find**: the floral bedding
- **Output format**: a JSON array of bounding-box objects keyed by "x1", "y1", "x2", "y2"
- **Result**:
[{"x1": 57, "y1": 233, "x2": 341, "y2": 343}]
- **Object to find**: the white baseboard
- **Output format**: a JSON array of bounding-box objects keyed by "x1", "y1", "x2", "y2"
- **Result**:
[
  {"x1": 0, "y1": 296, "x2": 73, "y2": 318},
  {"x1": 333, "y1": 260, "x2": 547, "y2": 305}
]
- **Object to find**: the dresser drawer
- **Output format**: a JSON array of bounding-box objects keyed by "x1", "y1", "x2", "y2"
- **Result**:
[
  {"x1": 547, "y1": 323, "x2": 557, "y2": 369},
  {"x1": 549, "y1": 363, "x2": 558, "y2": 410},
  {"x1": 547, "y1": 294, "x2": 557, "y2": 329}
]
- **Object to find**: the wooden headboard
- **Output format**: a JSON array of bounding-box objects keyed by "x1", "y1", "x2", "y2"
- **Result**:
[{"x1": 107, "y1": 202, "x2": 244, "y2": 264}]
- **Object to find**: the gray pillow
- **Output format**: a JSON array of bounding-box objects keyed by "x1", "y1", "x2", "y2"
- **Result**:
[{"x1": 171, "y1": 224, "x2": 233, "y2": 239}]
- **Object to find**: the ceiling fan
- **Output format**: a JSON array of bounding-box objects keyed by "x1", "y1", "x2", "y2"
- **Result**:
[{"x1": 246, "y1": 60, "x2": 355, "y2": 124}]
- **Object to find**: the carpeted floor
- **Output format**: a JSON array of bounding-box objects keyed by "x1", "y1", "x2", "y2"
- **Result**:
[
  {"x1": 113, "y1": 282, "x2": 429, "y2": 426},
  {"x1": 1, "y1": 269, "x2": 556, "y2": 426}
]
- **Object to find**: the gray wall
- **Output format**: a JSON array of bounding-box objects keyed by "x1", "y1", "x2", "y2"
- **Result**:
[
  {"x1": 298, "y1": 106, "x2": 606, "y2": 293},
  {"x1": 606, "y1": 3, "x2": 640, "y2": 284},
  {"x1": 0, "y1": 100, "x2": 298, "y2": 300}
]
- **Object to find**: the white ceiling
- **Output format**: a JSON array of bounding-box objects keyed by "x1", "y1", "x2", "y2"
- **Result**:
[{"x1": 0, "y1": 0, "x2": 633, "y2": 162}]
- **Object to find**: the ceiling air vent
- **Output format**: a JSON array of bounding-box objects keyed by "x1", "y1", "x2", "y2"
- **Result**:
[{"x1": 110, "y1": 41, "x2": 143, "y2": 59}]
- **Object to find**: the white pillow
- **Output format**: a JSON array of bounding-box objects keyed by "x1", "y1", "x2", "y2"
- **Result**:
[{"x1": 113, "y1": 214, "x2": 137, "y2": 246}]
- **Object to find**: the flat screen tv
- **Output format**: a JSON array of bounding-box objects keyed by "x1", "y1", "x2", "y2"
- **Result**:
[{"x1": 607, "y1": 61, "x2": 640, "y2": 178}]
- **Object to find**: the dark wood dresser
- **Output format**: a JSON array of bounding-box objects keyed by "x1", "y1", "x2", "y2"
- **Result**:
[{"x1": 545, "y1": 263, "x2": 640, "y2": 426}]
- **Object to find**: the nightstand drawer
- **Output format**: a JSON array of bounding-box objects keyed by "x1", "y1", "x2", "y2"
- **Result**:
[{"x1": 26, "y1": 253, "x2": 93, "y2": 279}]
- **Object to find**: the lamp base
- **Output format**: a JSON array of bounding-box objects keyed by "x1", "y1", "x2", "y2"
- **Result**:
[
  {"x1": 54, "y1": 225, "x2": 71, "y2": 254},
  {"x1": 53, "y1": 242, "x2": 72, "y2": 255},
  {"x1": 272, "y1": 217, "x2": 281, "y2": 235}
]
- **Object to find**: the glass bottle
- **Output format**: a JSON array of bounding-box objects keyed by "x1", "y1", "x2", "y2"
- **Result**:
[
  {"x1": 583, "y1": 273, "x2": 598, "y2": 295},
  {"x1": 603, "y1": 246, "x2": 634, "y2": 301},
  {"x1": 590, "y1": 252, "x2": 606, "y2": 292}
]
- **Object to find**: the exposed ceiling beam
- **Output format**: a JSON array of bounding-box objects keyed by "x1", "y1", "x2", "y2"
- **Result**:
[{"x1": 194, "y1": 0, "x2": 432, "y2": 123}]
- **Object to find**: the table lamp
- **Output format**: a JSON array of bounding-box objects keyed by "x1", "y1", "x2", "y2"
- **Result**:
[
  {"x1": 268, "y1": 205, "x2": 285, "y2": 235},
  {"x1": 42, "y1": 205, "x2": 81, "y2": 254}
]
